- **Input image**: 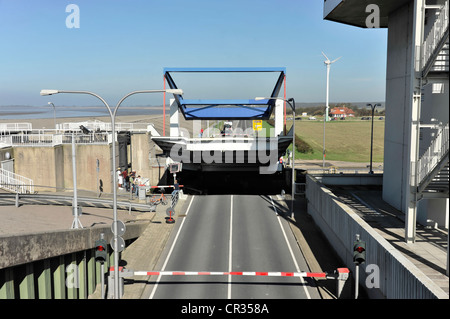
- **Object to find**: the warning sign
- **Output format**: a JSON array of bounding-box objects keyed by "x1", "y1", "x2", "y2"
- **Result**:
[{"x1": 253, "y1": 120, "x2": 262, "y2": 131}]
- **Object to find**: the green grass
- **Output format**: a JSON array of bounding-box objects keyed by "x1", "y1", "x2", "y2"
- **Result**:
[{"x1": 281, "y1": 117, "x2": 385, "y2": 162}]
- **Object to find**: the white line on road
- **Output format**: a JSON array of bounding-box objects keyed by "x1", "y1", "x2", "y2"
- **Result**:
[
  {"x1": 227, "y1": 195, "x2": 233, "y2": 299},
  {"x1": 269, "y1": 196, "x2": 311, "y2": 299},
  {"x1": 148, "y1": 195, "x2": 195, "y2": 299}
]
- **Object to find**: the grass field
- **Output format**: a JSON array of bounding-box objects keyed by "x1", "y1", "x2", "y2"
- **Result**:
[{"x1": 279, "y1": 117, "x2": 385, "y2": 163}]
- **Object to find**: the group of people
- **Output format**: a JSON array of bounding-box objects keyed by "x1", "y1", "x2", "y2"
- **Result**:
[{"x1": 117, "y1": 168, "x2": 142, "y2": 195}]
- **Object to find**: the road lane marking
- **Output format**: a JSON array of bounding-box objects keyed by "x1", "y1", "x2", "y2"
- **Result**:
[
  {"x1": 227, "y1": 195, "x2": 233, "y2": 299},
  {"x1": 148, "y1": 195, "x2": 195, "y2": 299},
  {"x1": 269, "y1": 196, "x2": 311, "y2": 299}
]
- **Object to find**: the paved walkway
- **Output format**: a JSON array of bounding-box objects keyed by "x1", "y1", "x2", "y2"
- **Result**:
[{"x1": 332, "y1": 186, "x2": 448, "y2": 296}]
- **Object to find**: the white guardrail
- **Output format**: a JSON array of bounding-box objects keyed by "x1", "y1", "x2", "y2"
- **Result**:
[
  {"x1": 0, "y1": 168, "x2": 34, "y2": 194},
  {"x1": 56, "y1": 121, "x2": 154, "y2": 132},
  {"x1": 0, "y1": 123, "x2": 33, "y2": 135},
  {"x1": 0, "y1": 133, "x2": 110, "y2": 147},
  {"x1": 421, "y1": 0, "x2": 449, "y2": 72},
  {"x1": 417, "y1": 123, "x2": 449, "y2": 184}
]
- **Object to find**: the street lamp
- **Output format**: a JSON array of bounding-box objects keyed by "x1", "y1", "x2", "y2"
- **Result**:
[
  {"x1": 366, "y1": 103, "x2": 381, "y2": 174},
  {"x1": 255, "y1": 97, "x2": 296, "y2": 219},
  {"x1": 40, "y1": 88, "x2": 183, "y2": 299},
  {"x1": 48, "y1": 102, "x2": 56, "y2": 130}
]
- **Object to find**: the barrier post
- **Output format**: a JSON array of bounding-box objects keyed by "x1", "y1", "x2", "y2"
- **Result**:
[{"x1": 335, "y1": 268, "x2": 351, "y2": 299}]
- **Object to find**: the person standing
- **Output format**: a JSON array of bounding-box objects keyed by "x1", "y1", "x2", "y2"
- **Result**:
[
  {"x1": 129, "y1": 172, "x2": 135, "y2": 195},
  {"x1": 134, "y1": 175, "x2": 141, "y2": 196},
  {"x1": 117, "y1": 168, "x2": 123, "y2": 189}
]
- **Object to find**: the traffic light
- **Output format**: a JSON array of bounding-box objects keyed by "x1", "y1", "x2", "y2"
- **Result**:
[
  {"x1": 169, "y1": 162, "x2": 182, "y2": 174},
  {"x1": 95, "y1": 239, "x2": 108, "y2": 263},
  {"x1": 353, "y1": 240, "x2": 366, "y2": 265}
]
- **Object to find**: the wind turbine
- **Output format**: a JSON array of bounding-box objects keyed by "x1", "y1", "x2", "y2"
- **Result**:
[
  {"x1": 322, "y1": 52, "x2": 341, "y2": 168},
  {"x1": 322, "y1": 52, "x2": 341, "y2": 122}
]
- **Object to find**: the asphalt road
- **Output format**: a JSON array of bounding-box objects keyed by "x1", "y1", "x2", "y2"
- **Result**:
[{"x1": 143, "y1": 194, "x2": 321, "y2": 299}]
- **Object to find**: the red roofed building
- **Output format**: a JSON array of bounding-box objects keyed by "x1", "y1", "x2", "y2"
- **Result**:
[{"x1": 329, "y1": 106, "x2": 355, "y2": 118}]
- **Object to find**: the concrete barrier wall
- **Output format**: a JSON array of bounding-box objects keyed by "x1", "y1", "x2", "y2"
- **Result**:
[
  {"x1": 305, "y1": 174, "x2": 448, "y2": 299},
  {"x1": 0, "y1": 222, "x2": 148, "y2": 299},
  {"x1": 12, "y1": 144, "x2": 113, "y2": 194},
  {"x1": 0, "y1": 222, "x2": 148, "y2": 269},
  {"x1": 13, "y1": 146, "x2": 61, "y2": 192},
  {"x1": 61, "y1": 144, "x2": 112, "y2": 194}
]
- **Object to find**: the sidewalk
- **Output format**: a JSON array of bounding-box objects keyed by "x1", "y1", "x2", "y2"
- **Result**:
[
  {"x1": 332, "y1": 187, "x2": 448, "y2": 297},
  {"x1": 119, "y1": 196, "x2": 187, "y2": 299}
]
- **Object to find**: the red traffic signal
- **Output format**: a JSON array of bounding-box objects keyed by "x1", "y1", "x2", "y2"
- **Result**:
[
  {"x1": 355, "y1": 246, "x2": 365, "y2": 253},
  {"x1": 95, "y1": 239, "x2": 108, "y2": 263},
  {"x1": 353, "y1": 240, "x2": 366, "y2": 265}
]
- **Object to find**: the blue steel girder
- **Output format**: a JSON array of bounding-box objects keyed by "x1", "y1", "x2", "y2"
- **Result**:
[{"x1": 163, "y1": 67, "x2": 286, "y2": 120}]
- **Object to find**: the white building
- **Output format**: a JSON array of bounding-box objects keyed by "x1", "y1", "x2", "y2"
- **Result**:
[{"x1": 324, "y1": 0, "x2": 449, "y2": 243}]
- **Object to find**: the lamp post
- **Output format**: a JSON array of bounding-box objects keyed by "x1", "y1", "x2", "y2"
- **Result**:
[
  {"x1": 40, "y1": 88, "x2": 183, "y2": 298},
  {"x1": 255, "y1": 97, "x2": 296, "y2": 218},
  {"x1": 367, "y1": 103, "x2": 381, "y2": 174},
  {"x1": 48, "y1": 102, "x2": 56, "y2": 130}
]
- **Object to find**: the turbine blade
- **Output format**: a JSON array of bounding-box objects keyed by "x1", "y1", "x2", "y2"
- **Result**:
[
  {"x1": 321, "y1": 51, "x2": 330, "y2": 61},
  {"x1": 331, "y1": 56, "x2": 342, "y2": 63}
]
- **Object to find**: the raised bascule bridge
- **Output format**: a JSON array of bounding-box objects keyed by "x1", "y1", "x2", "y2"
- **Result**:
[{"x1": 151, "y1": 68, "x2": 294, "y2": 192}]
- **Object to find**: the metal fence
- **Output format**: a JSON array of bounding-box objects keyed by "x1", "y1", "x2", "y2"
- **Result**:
[
  {"x1": 57, "y1": 121, "x2": 154, "y2": 132},
  {"x1": 0, "y1": 132, "x2": 110, "y2": 147},
  {"x1": 0, "y1": 123, "x2": 32, "y2": 135},
  {"x1": 417, "y1": 123, "x2": 449, "y2": 184},
  {"x1": 421, "y1": 0, "x2": 449, "y2": 72}
]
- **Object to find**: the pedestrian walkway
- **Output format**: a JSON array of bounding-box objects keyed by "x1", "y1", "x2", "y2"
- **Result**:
[{"x1": 332, "y1": 186, "x2": 448, "y2": 296}]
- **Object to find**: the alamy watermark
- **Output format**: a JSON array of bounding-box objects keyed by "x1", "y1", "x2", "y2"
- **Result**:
[
  {"x1": 168, "y1": 126, "x2": 280, "y2": 174},
  {"x1": 365, "y1": 264, "x2": 380, "y2": 289},
  {"x1": 66, "y1": 264, "x2": 79, "y2": 289},
  {"x1": 66, "y1": 4, "x2": 80, "y2": 29},
  {"x1": 366, "y1": 4, "x2": 380, "y2": 28}
]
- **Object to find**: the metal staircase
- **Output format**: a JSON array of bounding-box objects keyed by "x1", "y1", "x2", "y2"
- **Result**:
[
  {"x1": 416, "y1": 0, "x2": 449, "y2": 200},
  {"x1": 417, "y1": 123, "x2": 449, "y2": 198},
  {"x1": 415, "y1": 1, "x2": 449, "y2": 200},
  {"x1": 404, "y1": 0, "x2": 449, "y2": 243},
  {"x1": 0, "y1": 168, "x2": 34, "y2": 194},
  {"x1": 421, "y1": 0, "x2": 449, "y2": 79}
]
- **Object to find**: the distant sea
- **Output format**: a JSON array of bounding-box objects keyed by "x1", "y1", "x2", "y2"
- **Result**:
[{"x1": 0, "y1": 105, "x2": 163, "y2": 120}]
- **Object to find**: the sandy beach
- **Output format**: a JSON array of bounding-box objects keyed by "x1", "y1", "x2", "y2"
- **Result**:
[{"x1": 0, "y1": 111, "x2": 169, "y2": 131}]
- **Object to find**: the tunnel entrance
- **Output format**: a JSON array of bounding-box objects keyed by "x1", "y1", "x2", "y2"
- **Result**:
[{"x1": 169, "y1": 169, "x2": 289, "y2": 195}]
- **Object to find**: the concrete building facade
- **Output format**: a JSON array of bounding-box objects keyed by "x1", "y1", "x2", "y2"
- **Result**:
[{"x1": 324, "y1": 0, "x2": 449, "y2": 241}]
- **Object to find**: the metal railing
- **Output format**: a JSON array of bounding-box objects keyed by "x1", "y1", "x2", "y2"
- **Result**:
[
  {"x1": 0, "y1": 123, "x2": 33, "y2": 135},
  {"x1": 0, "y1": 132, "x2": 110, "y2": 147},
  {"x1": 417, "y1": 122, "x2": 449, "y2": 184},
  {"x1": 57, "y1": 121, "x2": 154, "y2": 132},
  {"x1": 421, "y1": 0, "x2": 449, "y2": 72},
  {"x1": 0, "y1": 168, "x2": 34, "y2": 194}
]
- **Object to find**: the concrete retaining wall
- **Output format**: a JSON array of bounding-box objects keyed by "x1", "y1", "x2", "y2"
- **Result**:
[
  {"x1": 0, "y1": 221, "x2": 148, "y2": 269},
  {"x1": 11, "y1": 143, "x2": 113, "y2": 194},
  {"x1": 0, "y1": 221, "x2": 148, "y2": 299},
  {"x1": 305, "y1": 174, "x2": 448, "y2": 299}
]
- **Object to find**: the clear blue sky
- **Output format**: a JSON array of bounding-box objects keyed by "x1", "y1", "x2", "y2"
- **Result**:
[{"x1": 0, "y1": 0, "x2": 387, "y2": 107}]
